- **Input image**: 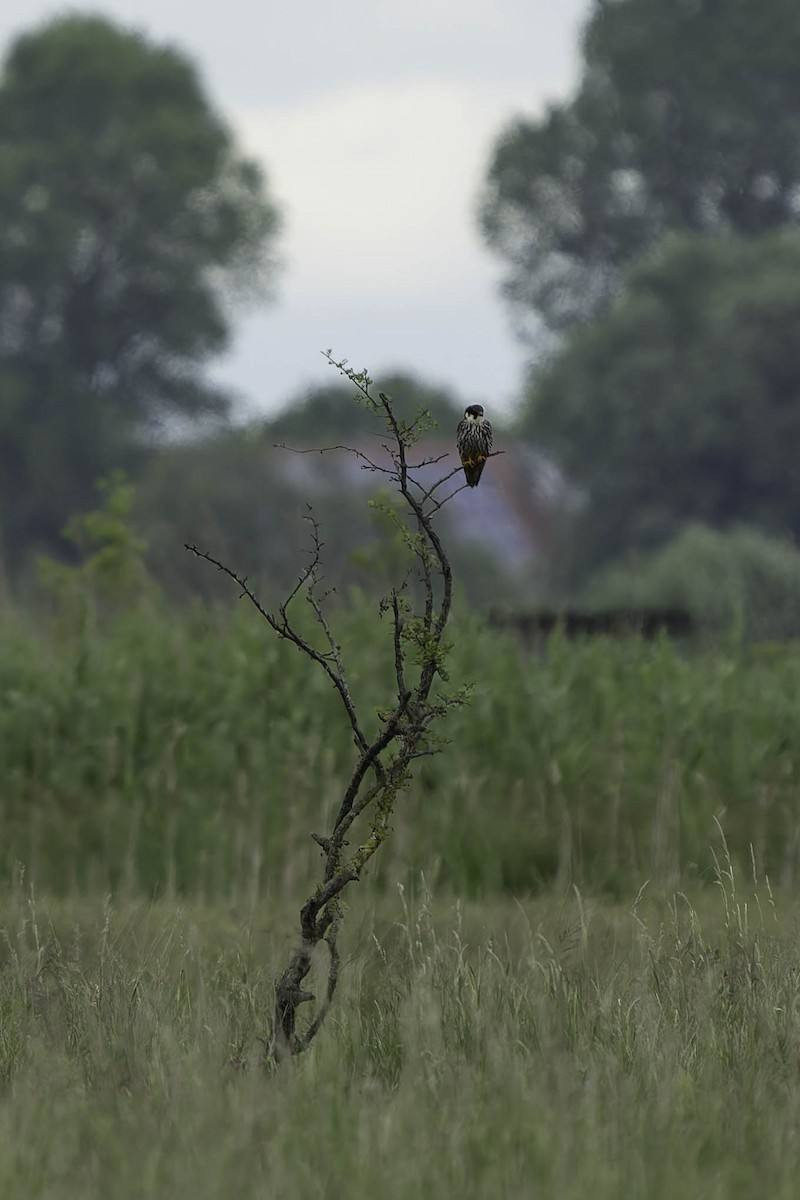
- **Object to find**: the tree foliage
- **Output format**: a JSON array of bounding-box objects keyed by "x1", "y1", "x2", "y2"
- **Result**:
[
  {"x1": 521, "y1": 231, "x2": 800, "y2": 576},
  {"x1": 585, "y1": 523, "x2": 800, "y2": 641},
  {"x1": 481, "y1": 0, "x2": 800, "y2": 335},
  {"x1": 267, "y1": 372, "x2": 464, "y2": 442},
  {"x1": 0, "y1": 14, "x2": 280, "y2": 566},
  {"x1": 135, "y1": 427, "x2": 378, "y2": 603}
]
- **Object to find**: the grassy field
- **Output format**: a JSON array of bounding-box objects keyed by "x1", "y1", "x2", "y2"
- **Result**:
[
  {"x1": 2, "y1": 864, "x2": 800, "y2": 1198},
  {"x1": 3, "y1": 595, "x2": 800, "y2": 1195}
]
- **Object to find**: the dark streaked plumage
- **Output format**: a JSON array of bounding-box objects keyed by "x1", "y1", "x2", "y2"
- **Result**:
[{"x1": 456, "y1": 404, "x2": 493, "y2": 487}]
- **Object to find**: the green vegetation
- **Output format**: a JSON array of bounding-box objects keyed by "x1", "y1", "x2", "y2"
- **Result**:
[
  {"x1": 586, "y1": 524, "x2": 800, "y2": 641},
  {"x1": 0, "y1": 13, "x2": 280, "y2": 568},
  {"x1": 481, "y1": 0, "x2": 800, "y2": 586},
  {"x1": 3, "y1": 594, "x2": 800, "y2": 898},
  {"x1": 482, "y1": 0, "x2": 800, "y2": 333},
  {"x1": 521, "y1": 233, "x2": 800, "y2": 578},
  {"x1": 2, "y1": 869, "x2": 800, "y2": 1198},
  {"x1": 3, "y1": 461, "x2": 799, "y2": 1196}
]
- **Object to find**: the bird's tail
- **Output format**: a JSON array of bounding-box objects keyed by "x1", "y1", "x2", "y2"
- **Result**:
[{"x1": 462, "y1": 456, "x2": 486, "y2": 487}]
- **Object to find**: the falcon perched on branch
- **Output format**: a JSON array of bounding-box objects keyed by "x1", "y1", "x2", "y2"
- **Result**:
[{"x1": 456, "y1": 404, "x2": 493, "y2": 487}]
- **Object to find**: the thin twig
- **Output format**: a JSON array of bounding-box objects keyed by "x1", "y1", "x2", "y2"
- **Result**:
[{"x1": 185, "y1": 542, "x2": 372, "y2": 756}]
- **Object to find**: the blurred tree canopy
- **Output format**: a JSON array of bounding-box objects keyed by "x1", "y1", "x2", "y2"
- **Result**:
[
  {"x1": 267, "y1": 373, "x2": 465, "y2": 442},
  {"x1": 0, "y1": 14, "x2": 280, "y2": 569},
  {"x1": 584, "y1": 523, "x2": 800, "y2": 642},
  {"x1": 481, "y1": 0, "x2": 800, "y2": 336},
  {"x1": 135, "y1": 430, "x2": 328, "y2": 603},
  {"x1": 521, "y1": 232, "x2": 800, "y2": 578}
]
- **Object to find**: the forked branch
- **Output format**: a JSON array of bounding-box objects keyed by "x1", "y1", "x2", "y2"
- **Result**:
[{"x1": 187, "y1": 354, "x2": 472, "y2": 1066}]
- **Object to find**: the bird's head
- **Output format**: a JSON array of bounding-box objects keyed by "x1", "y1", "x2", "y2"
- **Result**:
[{"x1": 464, "y1": 404, "x2": 485, "y2": 422}]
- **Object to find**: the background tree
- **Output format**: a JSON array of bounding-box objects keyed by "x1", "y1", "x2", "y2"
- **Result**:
[
  {"x1": 135, "y1": 427, "x2": 382, "y2": 603},
  {"x1": 267, "y1": 372, "x2": 464, "y2": 442},
  {"x1": 480, "y1": 0, "x2": 800, "y2": 336},
  {"x1": 520, "y1": 231, "x2": 800, "y2": 580},
  {"x1": 0, "y1": 14, "x2": 280, "y2": 569},
  {"x1": 584, "y1": 523, "x2": 800, "y2": 642}
]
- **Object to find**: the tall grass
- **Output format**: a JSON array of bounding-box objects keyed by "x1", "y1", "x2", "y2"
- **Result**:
[
  {"x1": 1, "y1": 866, "x2": 800, "y2": 1198},
  {"x1": 2, "y1": 596, "x2": 800, "y2": 896}
]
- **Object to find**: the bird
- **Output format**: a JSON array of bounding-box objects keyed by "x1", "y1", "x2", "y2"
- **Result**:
[{"x1": 456, "y1": 404, "x2": 493, "y2": 487}]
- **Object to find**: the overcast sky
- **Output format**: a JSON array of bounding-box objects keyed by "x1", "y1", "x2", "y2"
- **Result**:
[{"x1": 1, "y1": 0, "x2": 592, "y2": 419}]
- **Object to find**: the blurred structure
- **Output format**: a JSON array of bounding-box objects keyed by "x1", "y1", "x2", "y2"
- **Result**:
[{"x1": 278, "y1": 436, "x2": 567, "y2": 573}]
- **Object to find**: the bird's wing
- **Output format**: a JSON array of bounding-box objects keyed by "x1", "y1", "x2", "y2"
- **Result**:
[{"x1": 456, "y1": 419, "x2": 469, "y2": 459}]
